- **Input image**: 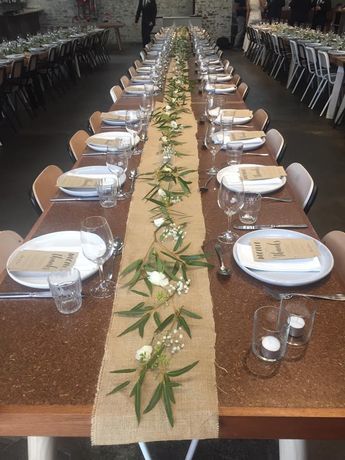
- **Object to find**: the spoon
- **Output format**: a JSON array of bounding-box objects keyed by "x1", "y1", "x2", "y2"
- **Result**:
[
  {"x1": 264, "y1": 286, "x2": 345, "y2": 301},
  {"x1": 200, "y1": 175, "x2": 214, "y2": 192},
  {"x1": 128, "y1": 169, "x2": 137, "y2": 194},
  {"x1": 113, "y1": 236, "x2": 124, "y2": 255},
  {"x1": 262, "y1": 197, "x2": 293, "y2": 203},
  {"x1": 214, "y1": 243, "x2": 231, "y2": 277}
]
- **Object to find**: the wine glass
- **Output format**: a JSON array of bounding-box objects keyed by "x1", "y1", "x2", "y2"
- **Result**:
[
  {"x1": 217, "y1": 175, "x2": 244, "y2": 244},
  {"x1": 106, "y1": 148, "x2": 129, "y2": 200},
  {"x1": 206, "y1": 94, "x2": 221, "y2": 125},
  {"x1": 81, "y1": 216, "x2": 115, "y2": 299},
  {"x1": 125, "y1": 110, "x2": 142, "y2": 155},
  {"x1": 204, "y1": 124, "x2": 223, "y2": 176}
]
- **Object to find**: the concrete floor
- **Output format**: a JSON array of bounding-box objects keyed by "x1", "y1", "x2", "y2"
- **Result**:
[{"x1": 0, "y1": 44, "x2": 344, "y2": 459}]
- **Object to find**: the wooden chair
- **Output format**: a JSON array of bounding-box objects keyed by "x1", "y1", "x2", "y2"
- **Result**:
[
  {"x1": 88, "y1": 110, "x2": 101, "y2": 134},
  {"x1": 120, "y1": 75, "x2": 130, "y2": 89},
  {"x1": 322, "y1": 231, "x2": 345, "y2": 285},
  {"x1": 133, "y1": 59, "x2": 142, "y2": 70},
  {"x1": 128, "y1": 66, "x2": 137, "y2": 79},
  {"x1": 140, "y1": 50, "x2": 146, "y2": 62},
  {"x1": 30, "y1": 165, "x2": 63, "y2": 214},
  {"x1": 230, "y1": 73, "x2": 241, "y2": 86},
  {"x1": 238, "y1": 82, "x2": 249, "y2": 100},
  {"x1": 110, "y1": 85, "x2": 122, "y2": 103},
  {"x1": 0, "y1": 230, "x2": 23, "y2": 272},
  {"x1": 286, "y1": 162, "x2": 317, "y2": 213},
  {"x1": 253, "y1": 108, "x2": 270, "y2": 131},
  {"x1": 69, "y1": 129, "x2": 89, "y2": 162},
  {"x1": 266, "y1": 128, "x2": 285, "y2": 163}
]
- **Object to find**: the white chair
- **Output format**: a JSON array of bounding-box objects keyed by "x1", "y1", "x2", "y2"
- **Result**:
[
  {"x1": 266, "y1": 128, "x2": 285, "y2": 163},
  {"x1": 322, "y1": 231, "x2": 345, "y2": 284},
  {"x1": 139, "y1": 50, "x2": 146, "y2": 62},
  {"x1": 286, "y1": 162, "x2": 317, "y2": 213},
  {"x1": 317, "y1": 51, "x2": 337, "y2": 117},
  {"x1": 287, "y1": 40, "x2": 306, "y2": 93},
  {"x1": 110, "y1": 85, "x2": 122, "y2": 103},
  {"x1": 128, "y1": 66, "x2": 137, "y2": 79},
  {"x1": 0, "y1": 230, "x2": 23, "y2": 272},
  {"x1": 302, "y1": 46, "x2": 325, "y2": 109}
]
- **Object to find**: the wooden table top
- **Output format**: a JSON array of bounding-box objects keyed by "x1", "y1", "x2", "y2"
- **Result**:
[{"x1": 0, "y1": 71, "x2": 344, "y2": 440}]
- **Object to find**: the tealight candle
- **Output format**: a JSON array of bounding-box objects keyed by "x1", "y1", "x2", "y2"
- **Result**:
[
  {"x1": 288, "y1": 315, "x2": 305, "y2": 338},
  {"x1": 261, "y1": 335, "x2": 281, "y2": 360}
]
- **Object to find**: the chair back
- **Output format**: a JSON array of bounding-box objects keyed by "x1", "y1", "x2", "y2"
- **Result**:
[
  {"x1": 120, "y1": 75, "x2": 129, "y2": 89},
  {"x1": 266, "y1": 128, "x2": 285, "y2": 163},
  {"x1": 134, "y1": 59, "x2": 142, "y2": 70},
  {"x1": 322, "y1": 231, "x2": 345, "y2": 285},
  {"x1": 110, "y1": 85, "x2": 122, "y2": 103},
  {"x1": 9, "y1": 60, "x2": 23, "y2": 79},
  {"x1": 128, "y1": 66, "x2": 137, "y2": 78},
  {"x1": 89, "y1": 111, "x2": 101, "y2": 134},
  {"x1": 253, "y1": 108, "x2": 269, "y2": 131},
  {"x1": 140, "y1": 50, "x2": 146, "y2": 61},
  {"x1": 27, "y1": 54, "x2": 38, "y2": 72},
  {"x1": 48, "y1": 46, "x2": 57, "y2": 63},
  {"x1": 317, "y1": 51, "x2": 334, "y2": 83},
  {"x1": 69, "y1": 130, "x2": 89, "y2": 162},
  {"x1": 0, "y1": 230, "x2": 23, "y2": 272},
  {"x1": 238, "y1": 82, "x2": 248, "y2": 100},
  {"x1": 0, "y1": 66, "x2": 5, "y2": 87},
  {"x1": 305, "y1": 46, "x2": 321, "y2": 77},
  {"x1": 31, "y1": 165, "x2": 63, "y2": 214},
  {"x1": 289, "y1": 40, "x2": 300, "y2": 66},
  {"x1": 286, "y1": 162, "x2": 317, "y2": 213},
  {"x1": 231, "y1": 73, "x2": 241, "y2": 86}
]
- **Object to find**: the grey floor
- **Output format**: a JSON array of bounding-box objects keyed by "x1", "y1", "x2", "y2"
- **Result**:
[{"x1": 0, "y1": 44, "x2": 344, "y2": 459}]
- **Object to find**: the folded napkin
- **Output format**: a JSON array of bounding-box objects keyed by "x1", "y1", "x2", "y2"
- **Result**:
[
  {"x1": 125, "y1": 85, "x2": 145, "y2": 94},
  {"x1": 137, "y1": 67, "x2": 151, "y2": 73},
  {"x1": 224, "y1": 130, "x2": 265, "y2": 143},
  {"x1": 87, "y1": 137, "x2": 124, "y2": 147},
  {"x1": 222, "y1": 109, "x2": 253, "y2": 118},
  {"x1": 236, "y1": 244, "x2": 321, "y2": 272},
  {"x1": 206, "y1": 84, "x2": 237, "y2": 94},
  {"x1": 101, "y1": 112, "x2": 125, "y2": 122},
  {"x1": 221, "y1": 170, "x2": 282, "y2": 192}
]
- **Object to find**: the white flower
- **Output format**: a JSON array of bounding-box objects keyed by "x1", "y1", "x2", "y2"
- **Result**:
[
  {"x1": 153, "y1": 217, "x2": 165, "y2": 228},
  {"x1": 165, "y1": 105, "x2": 171, "y2": 112},
  {"x1": 158, "y1": 188, "x2": 166, "y2": 197},
  {"x1": 161, "y1": 135, "x2": 168, "y2": 144},
  {"x1": 147, "y1": 271, "x2": 169, "y2": 287},
  {"x1": 135, "y1": 345, "x2": 153, "y2": 362},
  {"x1": 170, "y1": 120, "x2": 178, "y2": 129}
]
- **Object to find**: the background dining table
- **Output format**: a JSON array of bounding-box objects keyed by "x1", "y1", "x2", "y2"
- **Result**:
[{"x1": 0, "y1": 63, "x2": 344, "y2": 442}]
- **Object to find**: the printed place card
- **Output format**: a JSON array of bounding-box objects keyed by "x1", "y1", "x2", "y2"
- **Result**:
[
  {"x1": 57, "y1": 175, "x2": 99, "y2": 188},
  {"x1": 250, "y1": 238, "x2": 320, "y2": 261},
  {"x1": 8, "y1": 250, "x2": 78, "y2": 272},
  {"x1": 101, "y1": 112, "x2": 125, "y2": 121},
  {"x1": 223, "y1": 109, "x2": 253, "y2": 118},
  {"x1": 88, "y1": 137, "x2": 123, "y2": 147},
  {"x1": 240, "y1": 166, "x2": 286, "y2": 181},
  {"x1": 229, "y1": 130, "x2": 265, "y2": 142}
]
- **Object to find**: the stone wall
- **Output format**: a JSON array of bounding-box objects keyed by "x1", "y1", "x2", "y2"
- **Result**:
[{"x1": 27, "y1": 0, "x2": 233, "y2": 42}]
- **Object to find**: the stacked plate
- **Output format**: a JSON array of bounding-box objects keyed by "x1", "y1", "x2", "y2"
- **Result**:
[
  {"x1": 214, "y1": 132, "x2": 266, "y2": 151},
  {"x1": 86, "y1": 132, "x2": 139, "y2": 152}
]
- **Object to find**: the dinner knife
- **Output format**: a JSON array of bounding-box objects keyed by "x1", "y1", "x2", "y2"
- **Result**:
[
  {"x1": 0, "y1": 291, "x2": 53, "y2": 299},
  {"x1": 234, "y1": 224, "x2": 308, "y2": 230},
  {"x1": 50, "y1": 197, "x2": 100, "y2": 202}
]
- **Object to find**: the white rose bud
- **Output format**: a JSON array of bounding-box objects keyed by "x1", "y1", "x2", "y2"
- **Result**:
[
  {"x1": 135, "y1": 345, "x2": 153, "y2": 362},
  {"x1": 170, "y1": 120, "x2": 178, "y2": 129},
  {"x1": 157, "y1": 188, "x2": 166, "y2": 197},
  {"x1": 146, "y1": 271, "x2": 169, "y2": 287},
  {"x1": 153, "y1": 217, "x2": 165, "y2": 228}
]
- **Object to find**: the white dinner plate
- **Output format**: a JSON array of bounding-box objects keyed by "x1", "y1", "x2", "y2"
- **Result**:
[
  {"x1": 213, "y1": 131, "x2": 265, "y2": 151},
  {"x1": 329, "y1": 50, "x2": 345, "y2": 56},
  {"x1": 205, "y1": 84, "x2": 237, "y2": 94},
  {"x1": 86, "y1": 132, "x2": 140, "y2": 152},
  {"x1": 58, "y1": 165, "x2": 126, "y2": 197},
  {"x1": 125, "y1": 85, "x2": 145, "y2": 95},
  {"x1": 101, "y1": 110, "x2": 137, "y2": 126},
  {"x1": 5, "y1": 54, "x2": 24, "y2": 60},
  {"x1": 7, "y1": 231, "x2": 98, "y2": 289},
  {"x1": 233, "y1": 229, "x2": 334, "y2": 287},
  {"x1": 217, "y1": 164, "x2": 286, "y2": 194}
]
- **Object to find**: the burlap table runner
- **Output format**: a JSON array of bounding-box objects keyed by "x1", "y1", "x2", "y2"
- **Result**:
[{"x1": 92, "y1": 93, "x2": 218, "y2": 445}]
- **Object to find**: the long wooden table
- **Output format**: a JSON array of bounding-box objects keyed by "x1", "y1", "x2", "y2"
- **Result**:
[{"x1": 0, "y1": 67, "x2": 344, "y2": 441}]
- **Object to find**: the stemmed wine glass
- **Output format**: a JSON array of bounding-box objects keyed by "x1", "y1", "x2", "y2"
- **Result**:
[
  {"x1": 217, "y1": 175, "x2": 244, "y2": 244},
  {"x1": 81, "y1": 216, "x2": 115, "y2": 299},
  {"x1": 106, "y1": 148, "x2": 129, "y2": 200},
  {"x1": 204, "y1": 124, "x2": 223, "y2": 176},
  {"x1": 125, "y1": 110, "x2": 142, "y2": 155},
  {"x1": 206, "y1": 94, "x2": 222, "y2": 125}
]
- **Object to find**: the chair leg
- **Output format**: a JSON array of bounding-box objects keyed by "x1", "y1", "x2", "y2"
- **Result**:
[
  {"x1": 27, "y1": 436, "x2": 55, "y2": 460},
  {"x1": 309, "y1": 79, "x2": 327, "y2": 109},
  {"x1": 301, "y1": 74, "x2": 315, "y2": 101},
  {"x1": 292, "y1": 68, "x2": 305, "y2": 94},
  {"x1": 138, "y1": 442, "x2": 152, "y2": 460},
  {"x1": 185, "y1": 439, "x2": 199, "y2": 460},
  {"x1": 279, "y1": 439, "x2": 307, "y2": 460}
]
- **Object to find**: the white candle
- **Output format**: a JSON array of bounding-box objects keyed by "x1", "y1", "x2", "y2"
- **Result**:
[
  {"x1": 288, "y1": 315, "x2": 305, "y2": 338},
  {"x1": 261, "y1": 335, "x2": 281, "y2": 360}
]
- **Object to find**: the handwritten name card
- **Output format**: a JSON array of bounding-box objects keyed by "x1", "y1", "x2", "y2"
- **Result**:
[
  {"x1": 229, "y1": 130, "x2": 265, "y2": 142},
  {"x1": 8, "y1": 250, "x2": 78, "y2": 272},
  {"x1": 240, "y1": 166, "x2": 286, "y2": 181},
  {"x1": 57, "y1": 175, "x2": 99, "y2": 188}
]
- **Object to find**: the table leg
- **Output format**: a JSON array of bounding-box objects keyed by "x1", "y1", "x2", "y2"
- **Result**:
[
  {"x1": 27, "y1": 436, "x2": 55, "y2": 460},
  {"x1": 185, "y1": 439, "x2": 199, "y2": 460},
  {"x1": 334, "y1": 94, "x2": 345, "y2": 125},
  {"x1": 114, "y1": 28, "x2": 123, "y2": 52},
  {"x1": 279, "y1": 439, "x2": 307, "y2": 460},
  {"x1": 138, "y1": 441, "x2": 152, "y2": 460},
  {"x1": 326, "y1": 65, "x2": 344, "y2": 120}
]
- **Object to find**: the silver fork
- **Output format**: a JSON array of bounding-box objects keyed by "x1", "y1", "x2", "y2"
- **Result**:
[
  {"x1": 262, "y1": 197, "x2": 293, "y2": 203},
  {"x1": 264, "y1": 286, "x2": 345, "y2": 301}
]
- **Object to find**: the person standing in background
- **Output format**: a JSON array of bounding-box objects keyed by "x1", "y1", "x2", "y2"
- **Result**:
[
  {"x1": 243, "y1": 0, "x2": 266, "y2": 51},
  {"x1": 289, "y1": 0, "x2": 312, "y2": 25},
  {"x1": 267, "y1": 0, "x2": 285, "y2": 22},
  {"x1": 233, "y1": 0, "x2": 247, "y2": 49},
  {"x1": 135, "y1": 0, "x2": 157, "y2": 47},
  {"x1": 311, "y1": 0, "x2": 332, "y2": 30}
]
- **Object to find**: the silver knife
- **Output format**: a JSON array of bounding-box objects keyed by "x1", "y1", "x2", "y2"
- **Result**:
[
  {"x1": 234, "y1": 224, "x2": 308, "y2": 230},
  {"x1": 51, "y1": 197, "x2": 99, "y2": 202},
  {"x1": 0, "y1": 291, "x2": 53, "y2": 299}
]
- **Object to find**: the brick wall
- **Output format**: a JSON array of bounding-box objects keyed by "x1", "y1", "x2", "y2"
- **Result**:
[{"x1": 27, "y1": 0, "x2": 232, "y2": 42}]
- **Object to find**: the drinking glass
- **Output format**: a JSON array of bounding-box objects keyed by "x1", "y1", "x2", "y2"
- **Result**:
[
  {"x1": 106, "y1": 148, "x2": 129, "y2": 200},
  {"x1": 48, "y1": 268, "x2": 82, "y2": 314},
  {"x1": 80, "y1": 216, "x2": 115, "y2": 298},
  {"x1": 125, "y1": 110, "x2": 142, "y2": 155},
  {"x1": 239, "y1": 192, "x2": 261, "y2": 224},
  {"x1": 217, "y1": 175, "x2": 244, "y2": 243},
  {"x1": 204, "y1": 124, "x2": 223, "y2": 175},
  {"x1": 224, "y1": 141, "x2": 243, "y2": 166},
  {"x1": 206, "y1": 94, "x2": 222, "y2": 124},
  {"x1": 97, "y1": 175, "x2": 118, "y2": 208}
]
